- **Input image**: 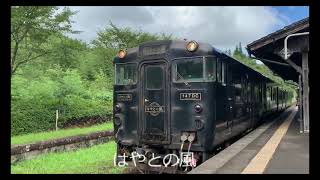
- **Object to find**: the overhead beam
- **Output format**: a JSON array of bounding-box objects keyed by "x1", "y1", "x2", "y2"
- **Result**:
[
  {"x1": 252, "y1": 57, "x2": 290, "y2": 67},
  {"x1": 282, "y1": 57, "x2": 302, "y2": 74}
]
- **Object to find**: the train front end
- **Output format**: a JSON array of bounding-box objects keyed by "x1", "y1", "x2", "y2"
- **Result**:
[{"x1": 113, "y1": 40, "x2": 218, "y2": 171}]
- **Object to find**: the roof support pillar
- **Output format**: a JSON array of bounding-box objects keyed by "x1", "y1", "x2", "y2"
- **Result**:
[
  {"x1": 302, "y1": 51, "x2": 309, "y2": 133},
  {"x1": 298, "y1": 74, "x2": 303, "y2": 133}
]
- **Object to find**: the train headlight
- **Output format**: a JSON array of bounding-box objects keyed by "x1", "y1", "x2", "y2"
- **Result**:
[
  {"x1": 115, "y1": 104, "x2": 122, "y2": 113},
  {"x1": 186, "y1": 41, "x2": 199, "y2": 52},
  {"x1": 117, "y1": 49, "x2": 126, "y2": 58},
  {"x1": 194, "y1": 104, "x2": 202, "y2": 113},
  {"x1": 114, "y1": 117, "x2": 121, "y2": 126},
  {"x1": 195, "y1": 119, "x2": 204, "y2": 130}
]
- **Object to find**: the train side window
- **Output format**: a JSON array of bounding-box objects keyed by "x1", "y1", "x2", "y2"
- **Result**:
[
  {"x1": 256, "y1": 85, "x2": 259, "y2": 102},
  {"x1": 232, "y1": 71, "x2": 241, "y2": 103},
  {"x1": 260, "y1": 84, "x2": 263, "y2": 102},
  {"x1": 235, "y1": 82, "x2": 241, "y2": 103},
  {"x1": 217, "y1": 59, "x2": 222, "y2": 82},
  {"x1": 240, "y1": 76, "x2": 246, "y2": 102},
  {"x1": 227, "y1": 64, "x2": 232, "y2": 85},
  {"x1": 205, "y1": 56, "x2": 216, "y2": 82},
  {"x1": 222, "y1": 61, "x2": 226, "y2": 85},
  {"x1": 247, "y1": 82, "x2": 251, "y2": 102}
]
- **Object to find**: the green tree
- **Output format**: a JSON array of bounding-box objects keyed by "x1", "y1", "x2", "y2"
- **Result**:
[
  {"x1": 89, "y1": 22, "x2": 173, "y2": 82},
  {"x1": 11, "y1": 6, "x2": 77, "y2": 76},
  {"x1": 234, "y1": 44, "x2": 239, "y2": 55},
  {"x1": 47, "y1": 34, "x2": 88, "y2": 69},
  {"x1": 92, "y1": 22, "x2": 173, "y2": 49},
  {"x1": 239, "y1": 42, "x2": 243, "y2": 55}
]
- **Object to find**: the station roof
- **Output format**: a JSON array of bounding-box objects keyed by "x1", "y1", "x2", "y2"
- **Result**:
[{"x1": 246, "y1": 17, "x2": 309, "y2": 83}]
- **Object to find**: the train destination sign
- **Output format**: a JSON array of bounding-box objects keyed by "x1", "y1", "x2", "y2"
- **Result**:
[
  {"x1": 117, "y1": 94, "x2": 132, "y2": 101},
  {"x1": 180, "y1": 93, "x2": 201, "y2": 100},
  {"x1": 145, "y1": 102, "x2": 165, "y2": 116}
]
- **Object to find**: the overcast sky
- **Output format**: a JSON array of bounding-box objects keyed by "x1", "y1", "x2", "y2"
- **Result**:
[{"x1": 65, "y1": 6, "x2": 309, "y2": 52}]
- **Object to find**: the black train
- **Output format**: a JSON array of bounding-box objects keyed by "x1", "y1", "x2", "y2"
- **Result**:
[{"x1": 113, "y1": 40, "x2": 293, "y2": 172}]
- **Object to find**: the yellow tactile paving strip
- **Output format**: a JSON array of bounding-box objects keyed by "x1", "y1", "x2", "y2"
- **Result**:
[{"x1": 241, "y1": 108, "x2": 296, "y2": 174}]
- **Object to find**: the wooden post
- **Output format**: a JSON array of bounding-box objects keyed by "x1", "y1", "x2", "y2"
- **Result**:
[
  {"x1": 299, "y1": 75, "x2": 303, "y2": 133},
  {"x1": 56, "y1": 110, "x2": 59, "y2": 131},
  {"x1": 302, "y1": 51, "x2": 309, "y2": 133}
]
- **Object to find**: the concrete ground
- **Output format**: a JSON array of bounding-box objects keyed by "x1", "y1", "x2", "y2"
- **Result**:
[
  {"x1": 264, "y1": 113, "x2": 309, "y2": 174},
  {"x1": 190, "y1": 107, "x2": 309, "y2": 174}
]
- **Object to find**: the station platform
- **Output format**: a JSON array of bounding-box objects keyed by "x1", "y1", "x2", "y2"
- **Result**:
[{"x1": 189, "y1": 106, "x2": 309, "y2": 174}]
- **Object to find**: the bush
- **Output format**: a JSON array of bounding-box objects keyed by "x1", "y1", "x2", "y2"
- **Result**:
[
  {"x1": 11, "y1": 68, "x2": 113, "y2": 136},
  {"x1": 11, "y1": 99, "x2": 56, "y2": 135},
  {"x1": 60, "y1": 95, "x2": 111, "y2": 122}
]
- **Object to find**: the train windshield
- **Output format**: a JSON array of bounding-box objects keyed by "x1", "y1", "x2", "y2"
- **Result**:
[
  {"x1": 115, "y1": 63, "x2": 137, "y2": 85},
  {"x1": 173, "y1": 57, "x2": 216, "y2": 82}
]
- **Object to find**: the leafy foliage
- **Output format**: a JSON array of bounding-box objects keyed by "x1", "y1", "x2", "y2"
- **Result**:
[
  {"x1": 92, "y1": 21, "x2": 173, "y2": 49},
  {"x1": 11, "y1": 6, "x2": 77, "y2": 75},
  {"x1": 11, "y1": 68, "x2": 113, "y2": 135}
]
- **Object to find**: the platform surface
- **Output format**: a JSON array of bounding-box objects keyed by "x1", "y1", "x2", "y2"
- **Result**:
[
  {"x1": 263, "y1": 114, "x2": 309, "y2": 174},
  {"x1": 189, "y1": 107, "x2": 309, "y2": 174}
]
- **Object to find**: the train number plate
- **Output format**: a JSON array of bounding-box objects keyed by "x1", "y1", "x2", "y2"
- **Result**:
[
  {"x1": 180, "y1": 93, "x2": 201, "y2": 100},
  {"x1": 117, "y1": 94, "x2": 132, "y2": 101}
]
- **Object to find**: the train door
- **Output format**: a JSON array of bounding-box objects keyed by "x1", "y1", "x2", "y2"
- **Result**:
[{"x1": 140, "y1": 60, "x2": 169, "y2": 144}]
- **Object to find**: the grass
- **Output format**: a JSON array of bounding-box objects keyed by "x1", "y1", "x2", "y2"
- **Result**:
[
  {"x1": 11, "y1": 121, "x2": 114, "y2": 145},
  {"x1": 11, "y1": 141, "x2": 126, "y2": 174}
]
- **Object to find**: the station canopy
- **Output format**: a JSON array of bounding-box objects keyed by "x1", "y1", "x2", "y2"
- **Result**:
[{"x1": 247, "y1": 17, "x2": 309, "y2": 83}]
